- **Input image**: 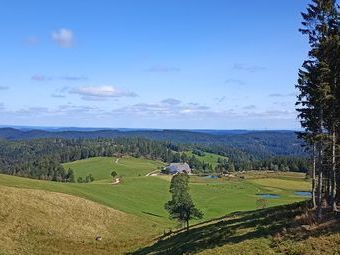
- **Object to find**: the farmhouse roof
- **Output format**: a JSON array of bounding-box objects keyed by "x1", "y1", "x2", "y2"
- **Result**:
[{"x1": 167, "y1": 163, "x2": 191, "y2": 173}]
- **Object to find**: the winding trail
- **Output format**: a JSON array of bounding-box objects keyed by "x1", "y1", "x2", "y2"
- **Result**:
[{"x1": 145, "y1": 169, "x2": 160, "y2": 176}]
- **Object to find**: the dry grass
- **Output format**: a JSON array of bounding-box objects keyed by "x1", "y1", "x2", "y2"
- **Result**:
[
  {"x1": 0, "y1": 186, "x2": 158, "y2": 255},
  {"x1": 249, "y1": 178, "x2": 311, "y2": 191},
  {"x1": 130, "y1": 202, "x2": 340, "y2": 255}
]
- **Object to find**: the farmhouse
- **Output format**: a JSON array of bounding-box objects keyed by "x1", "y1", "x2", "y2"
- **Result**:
[{"x1": 166, "y1": 163, "x2": 191, "y2": 174}]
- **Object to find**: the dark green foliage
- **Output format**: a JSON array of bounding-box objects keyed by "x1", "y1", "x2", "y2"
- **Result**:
[
  {"x1": 0, "y1": 134, "x2": 311, "y2": 182},
  {"x1": 165, "y1": 173, "x2": 203, "y2": 231},
  {"x1": 296, "y1": 0, "x2": 339, "y2": 214},
  {"x1": 192, "y1": 149, "x2": 206, "y2": 157},
  {"x1": 0, "y1": 128, "x2": 307, "y2": 158},
  {"x1": 0, "y1": 137, "x2": 180, "y2": 181},
  {"x1": 85, "y1": 174, "x2": 95, "y2": 183},
  {"x1": 215, "y1": 158, "x2": 235, "y2": 173},
  {"x1": 186, "y1": 155, "x2": 213, "y2": 174},
  {"x1": 111, "y1": 171, "x2": 118, "y2": 178},
  {"x1": 77, "y1": 174, "x2": 94, "y2": 183},
  {"x1": 66, "y1": 168, "x2": 75, "y2": 183}
]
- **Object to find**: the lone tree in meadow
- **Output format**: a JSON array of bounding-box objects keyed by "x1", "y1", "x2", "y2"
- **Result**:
[
  {"x1": 111, "y1": 170, "x2": 118, "y2": 179},
  {"x1": 165, "y1": 173, "x2": 203, "y2": 231}
]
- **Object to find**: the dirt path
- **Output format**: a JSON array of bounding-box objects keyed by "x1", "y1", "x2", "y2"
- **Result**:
[
  {"x1": 145, "y1": 169, "x2": 160, "y2": 176},
  {"x1": 112, "y1": 179, "x2": 120, "y2": 185}
]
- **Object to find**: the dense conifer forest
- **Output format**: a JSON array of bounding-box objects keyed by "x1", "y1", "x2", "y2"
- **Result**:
[{"x1": 0, "y1": 134, "x2": 310, "y2": 182}]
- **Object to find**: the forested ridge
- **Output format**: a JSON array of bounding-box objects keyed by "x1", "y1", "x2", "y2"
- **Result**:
[
  {"x1": 0, "y1": 128, "x2": 306, "y2": 157},
  {"x1": 0, "y1": 135, "x2": 309, "y2": 182}
]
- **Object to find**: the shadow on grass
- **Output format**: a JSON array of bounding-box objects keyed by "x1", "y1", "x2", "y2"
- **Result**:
[
  {"x1": 142, "y1": 211, "x2": 164, "y2": 218},
  {"x1": 128, "y1": 202, "x2": 308, "y2": 255}
]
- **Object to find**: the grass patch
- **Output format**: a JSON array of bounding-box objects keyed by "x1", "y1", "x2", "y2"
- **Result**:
[
  {"x1": 185, "y1": 151, "x2": 227, "y2": 168},
  {"x1": 63, "y1": 157, "x2": 164, "y2": 181},
  {"x1": 129, "y1": 202, "x2": 340, "y2": 255},
  {"x1": 0, "y1": 186, "x2": 158, "y2": 255},
  {"x1": 0, "y1": 157, "x2": 316, "y2": 254},
  {"x1": 0, "y1": 162, "x2": 309, "y2": 226}
]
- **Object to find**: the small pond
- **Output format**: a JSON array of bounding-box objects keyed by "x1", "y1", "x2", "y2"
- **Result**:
[
  {"x1": 295, "y1": 191, "x2": 312, "y2": 197},
  {"x1": 204, "y1": 175, "x2": 220, "y2": 179},
  {"x1": 257, "y1": 193, "x2": 281, "y2": 199}
]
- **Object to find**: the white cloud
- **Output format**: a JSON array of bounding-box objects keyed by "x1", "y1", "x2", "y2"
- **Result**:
[
  {"x1": 112, "y1": 99, "x2": 213, "y2": 118},
  {"x1": 161, "y1": 98, "x2": 181, "y2": 105},
  {"x1": 70, "y1": 86, "x2": 137, "y2": 100},
  {"x1": 52, "y1": 28, "x2": 75, "y2": 48}
]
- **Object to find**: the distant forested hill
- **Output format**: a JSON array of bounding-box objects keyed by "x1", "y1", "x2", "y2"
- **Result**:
[{"x1": 0, "y1": 128, "x2": 306, "y2": 158}]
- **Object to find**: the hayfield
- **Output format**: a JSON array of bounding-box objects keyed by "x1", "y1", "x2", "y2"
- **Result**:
[
  {"x1": 0, "y1": 156, "x2": 313, "y2": 255},
  {"x1": 0, "y1": 186, "x2": 157, "y2": 255},
  {"x1": 63, "y1": 156, "x2": 165, "y2": 181},
  {"x1": 185, "y1": 151, "x2": 228, "y2": 168},
  {"x1": 0, "y1": 157, "x2": 310, "y2": 222}
]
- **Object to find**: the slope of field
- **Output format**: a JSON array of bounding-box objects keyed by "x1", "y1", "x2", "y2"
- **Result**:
[
  {"x1": 0, "y1": 157, "x2": 314, "y2": 254},
  {"x1": 63, "y1": 157, "x2": 164, "y2": 181},
  {"x1": 184, "y1": 151, "x2": 227, "y2": 168},
  {"x1": 0, "y1": 157, "x2": 310, "y2": 225},
  {"x1": 130, "y1": 202, "x2": 340, "y2": 255},
  {"x1": 0, "y1": 174, "x2": 172, "y2": 225},
  {"x1": 0, "y1": 186, "x2": 158, "y2": 255}
]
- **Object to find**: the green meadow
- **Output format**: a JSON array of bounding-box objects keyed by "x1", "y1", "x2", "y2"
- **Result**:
[
  {"x1": 0, "y1": 156, "x2": 310, "y2": 223},
  {"x1": 63, "y1": 156, "x2": 165, "y2": 181},
  {"x1": 0, "y1": 156, "x2": 312, "y2": 254},
  {"x1": 185, "y1": 151, "x2": 228, "y2": 168}
]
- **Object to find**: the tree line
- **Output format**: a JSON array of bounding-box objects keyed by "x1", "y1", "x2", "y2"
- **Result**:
[
  {"x1": 0, "y1": 137, "x2": 179, "y2": 181},
  {"x1": 0, "y1": 136, "x2": 311, "y2": 182},
  {"x1": 296, "y1": 0, "x2": 339, "y2": 216}
]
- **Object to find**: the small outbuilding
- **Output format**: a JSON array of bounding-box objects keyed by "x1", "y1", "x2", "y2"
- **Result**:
[{"x1": 166, "y1": 163, "x2": 191, "y2": 175}]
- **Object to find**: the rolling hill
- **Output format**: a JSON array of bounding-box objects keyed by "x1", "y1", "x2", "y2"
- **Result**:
[
  {"x1": 0, "y1": 186, "x2": 157, "y2": 255},
  {"x1": 0, "y1": 128, "x2": 305, "y2": 158}
]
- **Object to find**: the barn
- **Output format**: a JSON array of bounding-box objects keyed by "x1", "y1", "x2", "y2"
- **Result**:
[{"x1": 166, "y1": 163, "x2": 192, "y2": 175}]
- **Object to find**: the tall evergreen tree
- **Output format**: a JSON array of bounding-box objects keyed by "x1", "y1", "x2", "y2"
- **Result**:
[
  {"x1": 296, "y1": 0, "x2": 339, "y2": 216},
  {"x1": 165, "y1": 173, "x2": 203, "y2": 231}
]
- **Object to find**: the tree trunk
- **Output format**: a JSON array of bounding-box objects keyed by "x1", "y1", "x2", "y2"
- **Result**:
[
  {"x1": 312, "y1": 143, "x2": 317, "y2": 209},
  {"x1": 317, "y1": 108, "x2": 324, "y2": 220},
  {"x1": 317, "y1": 169, "x2": 323, "y2": 220},
  {"x1": 186, "y1": 220, "x2": 189, "y2": 232},
  {"x1": 331, "y1": 130, "x2": 338, "y2": 211}
]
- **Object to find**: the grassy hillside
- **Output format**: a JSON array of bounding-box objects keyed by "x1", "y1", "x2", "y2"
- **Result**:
[
  {"x1": 184, "y1": 151, "x2": 227, "y2": 168},
  {"x1": 0, "y1": 157, "x2": 310, "y2": 224},
  {"x1": 63, "y1": 157, "x2": 164, "y2": 181},
  {"x1": 130, "y1": 202, "x2": 340, "y2": 255},
  {"x1": 0, "y1": 186, "x2": 158, "y2": 255},
  {"x1": 0, "y1": 157, "x2": 314, "y2": 254}
]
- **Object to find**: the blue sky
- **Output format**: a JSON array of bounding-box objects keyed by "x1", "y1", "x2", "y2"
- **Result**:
[{"x1": 0, "y1": 0, "x2": 310, "y2": 129}]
